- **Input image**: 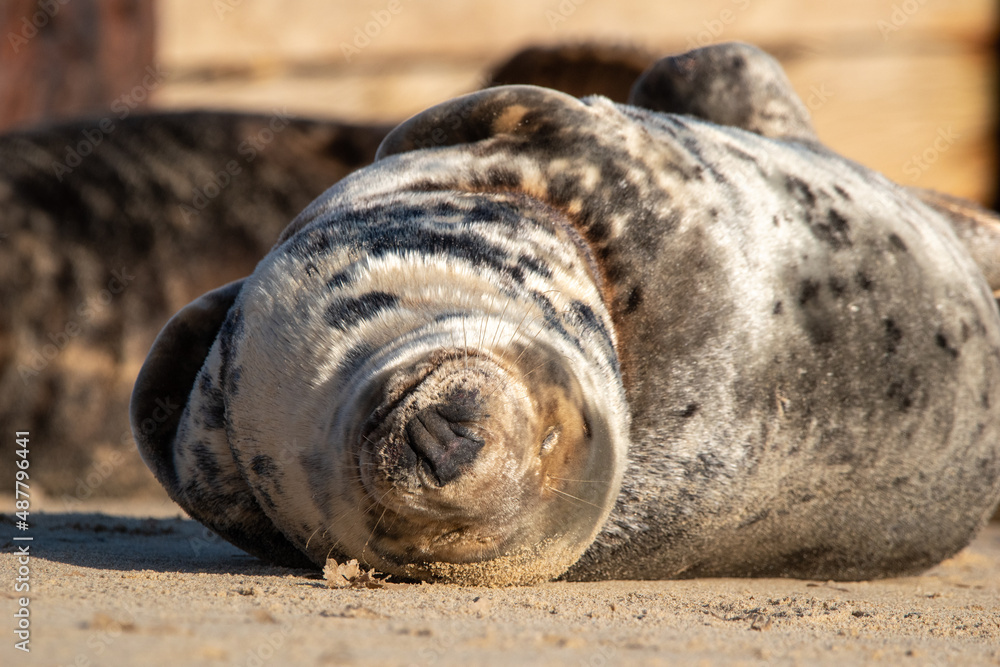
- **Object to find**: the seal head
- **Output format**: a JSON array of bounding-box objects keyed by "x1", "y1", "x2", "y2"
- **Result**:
[{"x1": 133, "y1": 164, "x2": 628, "y2": 584}]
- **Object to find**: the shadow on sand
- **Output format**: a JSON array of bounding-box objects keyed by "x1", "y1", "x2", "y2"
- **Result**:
[{"x1": 1, "y1": 511, "x2": 317, "y2": 576}]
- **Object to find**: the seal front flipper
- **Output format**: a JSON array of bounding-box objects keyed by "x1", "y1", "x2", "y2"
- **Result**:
[
  {"x1": 131, "y1": 280, "x2": 315, "y2": 569},
  {"x1": 628, "y1": 41, "x2": 818, "y2": 143},
  {"x1": 376, "y1": 84, "x2": 590, "y2": 160}
]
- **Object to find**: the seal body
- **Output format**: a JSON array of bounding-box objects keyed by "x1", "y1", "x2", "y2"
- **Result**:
[{"x1": 132, "y1": 43, "x2": 1000, "y2": 583}]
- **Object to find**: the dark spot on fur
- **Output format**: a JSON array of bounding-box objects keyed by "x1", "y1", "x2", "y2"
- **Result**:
[
  {"x1": 200, "y1": 393, "x2": 226, "y2": 431},
  {"x1": 684, "y1": 452, "x2": 727, "y2": 480},
  {"x1": 827, "y1": 209, "x2": 850, "y2": 241},
  {"x1": 935, "y1": 332, "x2": 959, "y2": 358},
  {"x1": 827, "y1": 276, "x2": 847, "y2": 298},
  {"x1": 325, "y1": 292, "x2": 399, "y2": 331},
  {"x1": 798, "y1": 280, "x2": 820, "y2": 306},
  {"x1": 568, "y1": 300, "x2": 615, "y2": 363},
  {"x1": 569, "y1": 300, "x2": 602, "y2": 331},
  {"x1": 527, "y1": 291, "x2": 577, "y2": 356},
  {"x1": 887, "y1": 378, "x2": 915, "y2": 411},
  {"x1": 855, "y1": 271, "x2": 873, "y2": 291},
  {"x1": 251, "y1": 454, "x2": 278, "y2": 478},
  {"x1": 326, "y1": 270, "x2": 353, "y2": 290},
  {"x1": 727, "y1": 145, "x2": 761, "y2": 167},
  {"x1": 218, "y1": 306, "x2": 245, "y2": 397},
  {"x1": 337, "y1": 342, "x2": 375, "y2": 379},
  {"x1": 227, "y1": 366, "x2": 242, "y2": 395},
  {"x1": 196, "y1": 372, "x2": 226, "y2": 430},
  {"x1": 354, "y1": 207, "x2": 529, "y2": 286},
  {"x1": 739, "y1": 509, "x2": 770, "y2": 528},
  {"x1": 289, "y1": 227, "x2": 334, "y2": 259},
  {"x1": 833, "y1": 185, "x2": 852, "y2": 201},
  {"x1": 805, "y1": 317, "x2": 835, "y2": 345},
  {"x1": 797, "y1": 281, "x2": 834, "y2": 344},
  {"x1": 811, "y1": 209, "x2": 852, "y2": 249},
  {"x1": 190, "y1": 441, "x2": 222, "y2": 485},
  {"x1": 773, "y1": 301, "x2": 783, "y2": 315},
  {"x1": 517, "y1": 253, "x2": 553, "y2": 280},
  {"x1": 624, "y1": 286, "x2": 642, "y2": 314},
  {"x1": 587, "y1": 219, "x2": 610, "y2": 242},
  {"x1": 487, "y1": 167, "x2": 521, "y2": 189},
  {"x1": 785, "y1": 175, "x2": 817, "y2": 208},
  {"x1": 680, "y1": 403, "x2": 699, "y2": 418},
  {"x1": 884, "y1": 318, "x2": 903, "y2": 355},
  {"x1": 888, "y1": 233, "x2": 908, "y2": 252}
]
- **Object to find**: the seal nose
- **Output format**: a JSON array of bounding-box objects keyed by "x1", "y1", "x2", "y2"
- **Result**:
[{"x1": 405, "y1": 401, "x2": 485, "y2": 486}]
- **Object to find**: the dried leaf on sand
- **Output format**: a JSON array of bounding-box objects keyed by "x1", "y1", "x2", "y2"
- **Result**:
[{"x1": 324, "y1": 558, "x2": 407, "y2": 589}]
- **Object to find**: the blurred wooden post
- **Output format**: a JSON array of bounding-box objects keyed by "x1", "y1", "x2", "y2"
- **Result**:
[{"x1": 0, "y1": 0, "x2": 156, "y2": 132}]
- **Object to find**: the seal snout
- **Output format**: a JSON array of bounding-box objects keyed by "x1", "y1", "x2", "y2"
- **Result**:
[
  {"x1": 405, "y1": 399, "x2": 487, "y2": 486},
  {"x1": 358, "y1": 352, "x2": 534, "y2": 507}
]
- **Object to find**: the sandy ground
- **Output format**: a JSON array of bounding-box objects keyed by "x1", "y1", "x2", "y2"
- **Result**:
[{"x1": 1, "y1": 497, "x2": 997, "y2": 667}]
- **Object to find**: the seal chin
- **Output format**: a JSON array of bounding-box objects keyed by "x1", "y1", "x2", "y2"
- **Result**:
[{"x1": 344, "y1": 346, "x2": 619, "y2": 584}]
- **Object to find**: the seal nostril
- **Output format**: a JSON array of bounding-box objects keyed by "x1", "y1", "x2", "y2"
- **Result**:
[{"x1": 405, "y1": 405, "x2": 485, "y2": 486}]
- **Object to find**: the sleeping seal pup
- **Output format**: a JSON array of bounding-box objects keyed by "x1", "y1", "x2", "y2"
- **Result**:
[{"x1": 131, "y1": 42, "x2": 1000, "y2": 584}]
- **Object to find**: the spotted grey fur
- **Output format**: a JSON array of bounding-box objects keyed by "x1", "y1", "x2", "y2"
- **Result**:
[{"x1": 132, "y1": 43, "x2": 1000, "y2": 583}]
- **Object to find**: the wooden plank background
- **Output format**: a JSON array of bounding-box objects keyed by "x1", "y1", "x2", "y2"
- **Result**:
[{"x1": 152, "y1": 0, "x2": 998, "y2": 205}]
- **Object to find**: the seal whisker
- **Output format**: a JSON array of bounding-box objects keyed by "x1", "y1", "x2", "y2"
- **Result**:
[
  {"x1": 462, "y1": 311, "x2": 469, "y2": 370},
  {"x1": 481, "y1": 318, "x2": 548, "y2": 402},
  {"x1": 479, "y1": 290, "x2": 499, "y2": 351},
  {"x1": 545, "y1": 485, "x2": 604, "y2": 510},
  {"x1": 305, "y1": 526, "x2": 322, "y2": 550},
  {"x1": 488, "y1": 296, "x2": 514, "y2": 353},
  {"x1": 362, "y1": 485, "x2": 398, "y2": 554}
]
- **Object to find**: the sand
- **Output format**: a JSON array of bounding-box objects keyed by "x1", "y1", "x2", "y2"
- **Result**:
[{"x1": 1, "y1": 495, "x2": 998, "y2": 666}]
